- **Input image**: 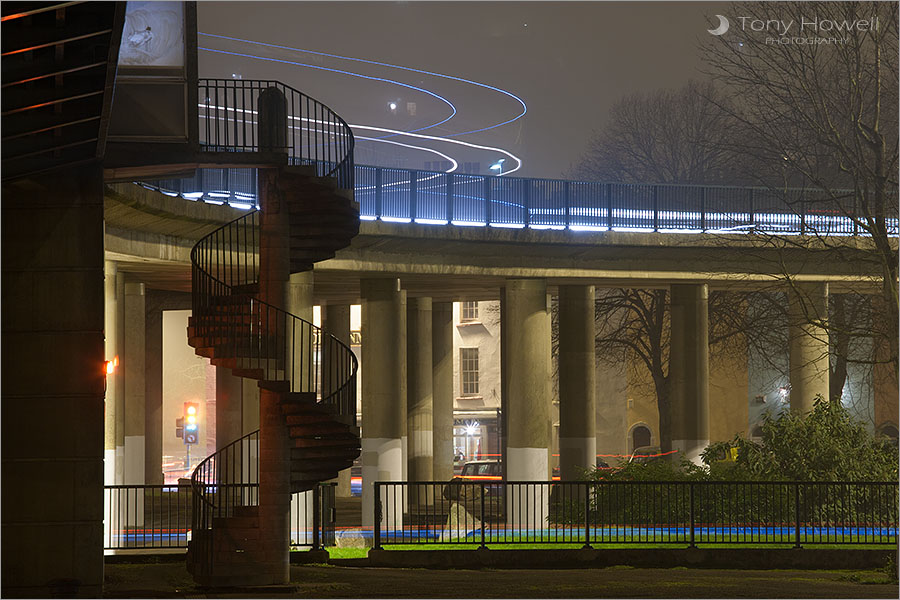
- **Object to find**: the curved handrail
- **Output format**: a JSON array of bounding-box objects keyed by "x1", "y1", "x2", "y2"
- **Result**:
[
  {"x1": 188, "y1": 209, "x2": 358, "y2": 566},
  {"x1": 199, "y1": 78, "x2": 355, "y2": 189}
]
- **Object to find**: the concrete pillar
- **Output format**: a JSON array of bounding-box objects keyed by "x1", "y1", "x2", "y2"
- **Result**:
[
  {"x1": 669, "y1": 284, "x2": 710, "y2": 463},
  {"x1": 323, "y1": 304, "x2": 352, "y2": 497},
  {"x1": 360, "y1": 278, "x2": 404, "y2": 528},
  {"x1": 407, "y1": 297, "x2": 434, "y2": 500},
  {"x1": 432, "y1": 302, "x2": 454, "y2": 481},
  {"x1": 2, "y1": 165, "x2": 106, "y2": 597},
  {"x1": 144, "y1": 295, "x2": 164, "y2": 485},
  {"x1": 400, "y1": 290, "x2": 408, "y2": 487},
  {"x1": 499, "y1": 289, "x2": 508, "y2": 480},
  {"x1": 124, "y1": 282, "x2": 146, "y2": 486},
  {"x1": 788, "y1": 282, "x2": 830, "y2": 414},
  {"x1": 104, "y1": 260, "x2": 120, "y2": 486},
  {"x1": 216, "y1": 368, "x2": 243, "y2": 450},
  {"x1": 504, "y1": 280, "x2": 552, "y2": 527},
  {"x1": 287, "y1": 271, "x2": 314, "y2": 390},
  {"x1": 504, "y1": 279, "x2": 552, "y2": 480},
  {"x1": 558, "y1": 285, "x2": 596, "y2": 479},
  {"x1": 115, "y1": 270, "x2": 125, "y2": 484},
  {"x1": 256, "y1": 159, "x2": 291, "y2": 583}
]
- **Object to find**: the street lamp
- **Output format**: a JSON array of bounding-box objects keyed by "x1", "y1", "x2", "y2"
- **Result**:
[{"x1": 489, "y1": 158, "x2": 505, "y2": 176}]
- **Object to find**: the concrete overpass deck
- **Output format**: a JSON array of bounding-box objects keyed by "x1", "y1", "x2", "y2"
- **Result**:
[{"x1": 105, "y1": 182, "x2": 890, "y2": 303}]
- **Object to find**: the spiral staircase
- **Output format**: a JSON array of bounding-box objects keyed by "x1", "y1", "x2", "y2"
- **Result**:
[{"x1": 183, "y1": 82, "x2": 360, "y2": 586}]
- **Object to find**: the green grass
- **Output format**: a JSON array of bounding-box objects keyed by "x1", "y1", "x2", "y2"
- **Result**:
[{"x1": 325, "y1": 541, "x2": 894, "y2": 560}]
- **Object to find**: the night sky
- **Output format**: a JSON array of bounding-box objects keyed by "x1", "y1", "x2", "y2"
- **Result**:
[{"x1": 198, "y1": 1, "x2": 730, "y2": 179}]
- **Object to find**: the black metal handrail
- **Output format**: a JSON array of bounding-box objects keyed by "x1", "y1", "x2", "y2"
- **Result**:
[
  {"x1": 199, "y1": 78, "x2": 355, "y2": 189},
  {"x1": 374, "y1": 480, "x2": 899, "y2": 549},
  {"x1": 138, "y1": 163, "x2": 899, "y2": 237}
]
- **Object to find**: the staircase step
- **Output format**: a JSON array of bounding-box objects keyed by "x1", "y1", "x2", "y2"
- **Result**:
[
  {"x1": 232, "y1": 505, "x2": 259, "y2": 518},
  {"x1": 212, "y1": 515, "x2": 259, "y2": 529}
]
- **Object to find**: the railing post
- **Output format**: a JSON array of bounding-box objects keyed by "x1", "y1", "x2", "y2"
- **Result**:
[
  {"x1": 312, "y1": 483, "x2": 321, "y2": 550},
  {"x1": 583, "y1": 481, "x2": 592, "y2": 549},
  {"x1": 409, "y1": 170, "x2": 418, "y2": 222},
  {"x1": 800, "y1": 191, "x2": 807, "y2": 235},
  {"x1": 652, "y1": 185, "x2": 659, "y2": 232},
  {"x1": 794, "y1": 483, "x2": 801, "y2": 548},
  {"x1": 480, "y1": 483, "x2": 486, "y2": 549},
  {"x1": 446, "y1": 173, "x2": 454, "y2": 224},
  {"x1": 374, "y1": 168, "x2": 383, "y2": 220},
  {"x1": 484, "y1": 176, "x2": 492, "y2": 226},
  {"x1": 699, "y1": 187, "x2": 706, "y2": 232},
  {"x1": 748, "y1": 188, "x2": 755, "y2": 229},
  {"x1": 689, "y1": 483, "x2": 696, "y2": 548},
  {"x1": 374, "y1": 482, "x2": 382, "y2": 550},
  {"x1": 606, "y1": 183, "x2": 613, "y2": 230},
  {"x1": 522, "y1": 180, "x2": 531, "y2": 228},
  {"x1": 564, "y1": 180, "x2": 571, "y2": 229}
]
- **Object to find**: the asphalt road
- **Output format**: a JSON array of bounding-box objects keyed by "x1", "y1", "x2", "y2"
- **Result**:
[{"x1": 103, "y1": 562, "x2": 898, "y2": 598}]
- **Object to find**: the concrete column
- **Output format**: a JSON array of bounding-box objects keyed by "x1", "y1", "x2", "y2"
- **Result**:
[
  {"x1": 669, "y1": 284, "x2": 710, "y2": 463},
  {"x1": 407, "y1": 297, "x2": 434, "y2": 501},
  {"x1": 505, "y1": 279, "x2": 552, "y2": 481},
  {"x1": 558, "y1": 285, "x2": 596, "y2": 479},
  {"x1": 144, "y1": 295, "x2": 164, "y2": 485},
  {"x1": 432, "y1": 302, "x2": 454, "y2": 481},
  {"x1": 400, "y1": 290, "x2": 408, "y2": 487},
  {"x1": 124, "y1": 282, "x2": 146, "y2": 486},
  {"x1": 256, "y1": 160, "x2": 291, "y2": 583},
  {"x1": 216, "y1": 368, "x2": 243, "y2": 450},
  {"x1": 104, "y1": 260, "x2": 119, "y2": 486},
  {"x1": 499, "y1": 288, "x2": 508, "y2": 480},
  {"x1": 504, "y1": 280, "x2": 552, "y2": 527},
  {"x1": 287, "y1": 271, "x2": 314, "y2": 390},
  {"x1": 2, "y1": 164, "x2": 106, "y2": 597},
  {"x1": 360, "y1": 278, "x2": 404, "y2": 528},
  {"x1": 788, "y1": 282, "x2": 830, "y2": 414},
  {"x1": 115, "y1": 270, "x2": 125, "y2": 484},
  {"x1": 323, "y1": 303, "x2": 353, "y2": 497}
]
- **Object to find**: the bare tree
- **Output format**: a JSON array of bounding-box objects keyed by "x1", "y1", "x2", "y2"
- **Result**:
[
  {"x1": 570, "y1": 79, "x2": 744, "y2": 184},
  {"x1": 701, "y1": 1, "x2": 899, "y2": 374}
]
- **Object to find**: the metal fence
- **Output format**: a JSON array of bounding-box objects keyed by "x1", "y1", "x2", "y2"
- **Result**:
[
  {"x1": 136, "y1": 164, "x2": 899, "y2": 237},
  {"x1": 374, "y1": 481, "x2": 899, "y2": 549},
  {"x1": 103, "y1": 483, "x2": 336, "y2": 550}
]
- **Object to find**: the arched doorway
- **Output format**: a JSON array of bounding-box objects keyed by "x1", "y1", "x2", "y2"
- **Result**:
[{"x1": 632, "y1": 425, "x2": 652, "y2": 451}]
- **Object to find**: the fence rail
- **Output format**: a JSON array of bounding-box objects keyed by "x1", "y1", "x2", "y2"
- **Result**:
[
  {"x1": 103, "y1": 482, "x2": 336, "y2": 550},
  {"x1": 137, "y1": 164, "x2": 899, "y2": 237},
  {"x1": 374, "y1": 481, "x2": 899, "y2": 549}
]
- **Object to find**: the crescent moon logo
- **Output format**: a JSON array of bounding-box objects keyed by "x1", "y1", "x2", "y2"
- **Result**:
[{"x1": 708, "y1": 14, "x2": 730, "y2": 36}]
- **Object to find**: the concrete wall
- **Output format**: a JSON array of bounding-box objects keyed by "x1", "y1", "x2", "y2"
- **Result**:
[{"x1": 452, "y1": 301, "x2": 502, "y2": 412}]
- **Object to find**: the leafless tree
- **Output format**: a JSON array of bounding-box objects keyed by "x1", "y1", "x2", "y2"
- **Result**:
[
  {"x1": 570, "y1": 79, "x2": 745, "y2": 184},
  {"x1": 701, "y1": 1, "x2": 899, "y2": 374}
]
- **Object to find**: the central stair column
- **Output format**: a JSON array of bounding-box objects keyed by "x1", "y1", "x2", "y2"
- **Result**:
[
  {"x1": 257, "y1": 141, "x2": 292, "y2": 582},
  {"x1": 360, "y1": 278, "x2": 404, "y2": 529}
]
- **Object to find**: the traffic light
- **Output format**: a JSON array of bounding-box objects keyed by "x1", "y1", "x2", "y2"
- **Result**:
[
  {"x1": 175, "y1": 417, "x2": 184, "y2": 439},
  {"x1": 183, "y1": 402, "x2": 199, "y2": 445}
]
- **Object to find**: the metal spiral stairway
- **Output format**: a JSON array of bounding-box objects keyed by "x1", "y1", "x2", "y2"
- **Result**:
[{"x1": 183, "y1": 82, "x2": 360, "y2": 586}]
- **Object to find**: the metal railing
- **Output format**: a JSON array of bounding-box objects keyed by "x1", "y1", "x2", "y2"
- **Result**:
[
  {"x1": 103, "y1": 481, "x2": 335, "y2": 550},
  {"x1": 199, "y1": 78, "x2": 355, "y2": 189},
  {"x1": 138, "y1": 164, "x2": 899, "y2": 236},
  {"x1": 374, "y1": 481, "x2": 899, "y2": 549}
]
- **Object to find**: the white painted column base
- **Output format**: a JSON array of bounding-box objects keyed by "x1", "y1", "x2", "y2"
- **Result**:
[
  {"x1": 506, "y1": 447, "x2": 550, "y2": 529},
  {"x1": 361, "y1": 437, "x2": 403, "y2": 529}
]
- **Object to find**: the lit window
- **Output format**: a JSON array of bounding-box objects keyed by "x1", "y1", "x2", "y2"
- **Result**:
[
  {"x1": 460, "y1": 348, "x2": 480, "y2": 396},
  {"x1": 460, "y1": 301, "x2": 479, "y2": 323}
]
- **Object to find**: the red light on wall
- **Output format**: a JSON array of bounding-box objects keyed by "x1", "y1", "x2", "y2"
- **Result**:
[{"x1": 105, "y1": 355, "x2": 119, "y2": 375}]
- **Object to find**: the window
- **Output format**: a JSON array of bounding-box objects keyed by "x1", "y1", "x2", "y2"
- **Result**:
[
  {"x1": 460, "y1": 301, "x2": 479, "y2": 323},
  {"x1": 460, "y1": 347, "x2": 479, "y2": 396}
]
